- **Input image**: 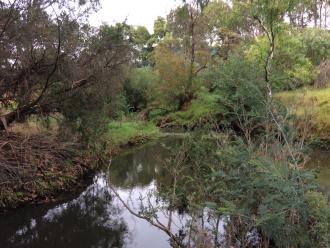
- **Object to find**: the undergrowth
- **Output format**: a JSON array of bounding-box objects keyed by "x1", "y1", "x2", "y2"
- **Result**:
[
  {"x1": 106, "y1": 120, "x2": 160, "y2": 147},
  {"x1": 277, "y1": 87, "x2": 330, "y2": 140},
  {"x1": 158, "y1": 89, "x2": 223, "y2": 128}
]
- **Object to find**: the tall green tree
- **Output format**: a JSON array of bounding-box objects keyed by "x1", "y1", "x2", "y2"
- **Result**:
[
  {"x1": 0, "y1": 0, "x2": 133, "y2": 138},
  {"x1": 132, "y1": 26, "x2": 152, "y2": 66},
  {"x1": 153, "y1": 1, "x2": 210, "y2": 109},
  {"x1": 250, "y1": 0, "x2": 298, "y2": 97}
]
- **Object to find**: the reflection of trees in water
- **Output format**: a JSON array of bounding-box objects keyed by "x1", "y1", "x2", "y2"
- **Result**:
[
  {"x1": 106, "y1": 139, "x2": 227, "y2": 248},
  {"x1": 109, "y1": 176, "x2": 227, "y2": 248},
  {"x1": 2, "y1": 137, "x2": 230, "y2": 248},
  {"x1": 3, "y1": 173, "x2": 129, "y2": 248},
  {"x1": 109, "y1": 140, "x2": 173, "y2": 188}
]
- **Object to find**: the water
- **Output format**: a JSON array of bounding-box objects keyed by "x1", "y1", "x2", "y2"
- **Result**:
[
  {"x1": 0, "y1": 138, "x2": 328, "y2": 248},
  {"x1": 0, "y1": 137, "x2": 213, "y2": 248},
  {"x1": 307, "y1": 149, "x2": 330, "y2": 193}
]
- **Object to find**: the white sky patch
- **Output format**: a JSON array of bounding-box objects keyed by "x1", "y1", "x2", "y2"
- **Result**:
[{"x1": 89, "y1": 0, "x2": 180, "y2": 33}]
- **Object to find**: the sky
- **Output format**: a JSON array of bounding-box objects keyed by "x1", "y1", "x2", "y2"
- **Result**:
[{"x1": 89, "y1": 0, "x2": 179, "y2": 33}]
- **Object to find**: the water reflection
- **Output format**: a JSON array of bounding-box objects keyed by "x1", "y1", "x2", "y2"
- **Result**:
[
  {"x1": 108, "y1": 140, "x2": 172, "y2": 189},
  {"x1": 0, "y1": 138, "x2": 183, "y2": 248},
  {"x1": 2, "y1": 138, "x2": 328, "y2": 248},
  {"x1": 1, "y1": 173, "x2": 128, "y2": 248},
  {"x1": 0, "y1": 137, "x2": 229, "y2": 248},
  {"x1": 307, "y1": 149, "x2": 330, "y2": 196}
]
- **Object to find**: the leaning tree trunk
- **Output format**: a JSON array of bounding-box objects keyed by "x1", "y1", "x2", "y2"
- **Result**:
[{"x1": 0, "y1": 104, "x2": 39, "y2": 131}]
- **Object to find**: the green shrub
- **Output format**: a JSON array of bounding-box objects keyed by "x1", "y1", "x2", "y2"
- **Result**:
[
  {"x1": 305, "y1": 191, "x2": 330, "y2": 247},
  {"x1": 106, "y1": 121, "x2": 160, "y2": 146},
  {"x1": 173, "y1": 137, "x2": 330, "y2": 247},
  {"x1": 124, "y1": 67, "x2": 158, "y2": 111},
  {"x1": 301, "y1": 28, "x2": 330, "y2": 66},
  {"x1": 214, "y1": 55, "x2": 267, "y2": 133},
  {"x1": 163, "y1": 87, "x2": 223, "y2": 128}
]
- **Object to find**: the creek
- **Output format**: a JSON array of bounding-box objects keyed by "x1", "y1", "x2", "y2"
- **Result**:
[{"x1": 0, "y1": 137, "x2": 328, "y2": 248}]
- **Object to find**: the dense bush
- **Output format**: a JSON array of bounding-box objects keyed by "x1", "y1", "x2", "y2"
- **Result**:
[
  {"x1": 170, "y1": 136, "x2": 330, "y2": 247},
  {"x1": 160, "y1": 87, "x2": 223, "y2": 128},
  {"x1": 124, "y1": 67, "x2": 158, "y2": 112},
  {"x1": 210, "y1": 141, "x2": 330, "y2": 248},
  {"x1": 301, "y1": 28, "x2": 330, "y2": 66},
  {"x1": 153, "y1": 40, "x2": 201, "y2": 111},
  {"x1": 212, "y1": 55, "x2": 267, "y2": 136}
]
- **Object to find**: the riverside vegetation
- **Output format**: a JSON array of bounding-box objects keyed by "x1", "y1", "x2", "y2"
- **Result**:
[{"x1": 0, "y1": 0, "x2": 329, "y2": 247}]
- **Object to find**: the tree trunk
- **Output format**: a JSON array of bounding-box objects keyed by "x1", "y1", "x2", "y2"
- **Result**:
[{"x1": 0, "y1": 104, "x2": 38, "y2": 131}]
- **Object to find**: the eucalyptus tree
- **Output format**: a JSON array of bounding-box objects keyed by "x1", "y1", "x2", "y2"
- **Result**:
[
  {"x1": 249, "y1": 0, "x2": 299, "y2": 98},
  {"x1": 55, "y1": 22, "x2": 133, "y2": 140},
  {"x1": 314, "y1": 0, "x2": 330, "y2": 28},
  {"x1": 153, "y1": 0, "x2": 211, "y2": 110},
  {"x1": 0, "y1": 0, "x2": 98, "y2": 130},
  {"x1": 203, "y1": 0, "x2": 258, "y2": 59},
  {"x1": 0, "y1": 0, "x2": 133, "y2": 135},
  {"x1": 131, "y1": 25, "x2": 152, "y2": 66},
  {"x1": 153, "y1": 16, "x2": 168, "y2": 41}
]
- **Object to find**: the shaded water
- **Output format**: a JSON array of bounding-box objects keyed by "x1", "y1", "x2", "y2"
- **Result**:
[
  {"x1": 307, "y1": 149, "x2": 330, "y2": 193},
  {"x1": 0, "y1": 138, "x2": 329, "y2": 248},
  {"x1": 0, "y1": 137, "x2": 223, "y2": 248}
]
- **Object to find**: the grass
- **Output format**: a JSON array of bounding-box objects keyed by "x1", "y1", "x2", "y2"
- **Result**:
[
  {"x1": 9, "y1": 115, "x2": 60, "y2": 135},
  {"x1": 277, "y1": 87, "x2": 330, "y2": 140},
  {"x1": 161, "y1": 90, "x2": 223, "y2": 128},
  {"x1": 106, "y1": 120, "x2": 160, "y2": 146}
]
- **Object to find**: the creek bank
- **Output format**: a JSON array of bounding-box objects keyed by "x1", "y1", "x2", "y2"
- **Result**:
[
  {"x1": 0, "y1": 123, "x2": 161, "y2": 210},
  {"x1": 0, "y1": 132, "x2": 97, "y2": 210},
  {"x1": 277, "y1": 87, "x2": 330, "y2": 141},
  {"x1": 1, "y1": 118, "x2": 328, "y2": 211}
]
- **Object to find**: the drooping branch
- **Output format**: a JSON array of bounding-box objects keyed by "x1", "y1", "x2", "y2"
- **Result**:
[
  {"x1": 106, "y1": 160, "x2": 185, "y2": 248},
  {"x1": 0, "y1": 15, "x2": 62, "y2": 131},
  {"x1": 0, "y1": 0, "x2": 18, "y2": 38},
  {"x1": 33, "y1": 16, "x2": 62, "y2": 105}
]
